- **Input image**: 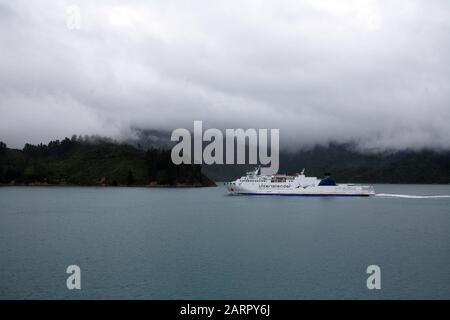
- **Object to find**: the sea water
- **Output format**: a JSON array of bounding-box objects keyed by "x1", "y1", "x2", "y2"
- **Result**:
[{"x1": 0, "y1": 184, "x2": 449, "y2": 299}]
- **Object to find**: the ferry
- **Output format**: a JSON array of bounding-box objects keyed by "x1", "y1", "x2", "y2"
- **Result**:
[{"x1": 226, "y1": 167, "x2": 375, "y2": 196}]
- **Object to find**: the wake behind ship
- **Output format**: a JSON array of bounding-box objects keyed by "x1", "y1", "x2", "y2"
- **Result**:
[{"x1": 226, "y1": 167, "x2": 375, "y2": 196}]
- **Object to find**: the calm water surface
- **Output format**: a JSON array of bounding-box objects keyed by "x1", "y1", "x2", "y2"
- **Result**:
[{"x1": 1, "y1": 184, "x2": 449, "y2": 299}]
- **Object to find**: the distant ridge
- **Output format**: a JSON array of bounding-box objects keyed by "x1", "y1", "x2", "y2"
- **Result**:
[
  {"x1": 203, "y1": 143, "x2": 450, "y2": 183},
  {"x1": 123, "y1": 129, "x2": 450, "y2": 183}
]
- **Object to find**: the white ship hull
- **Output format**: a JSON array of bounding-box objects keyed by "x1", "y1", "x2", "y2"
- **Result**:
[
  {"x1": 226, "y1": 168, "x2": 375, "y2": 197},
  {"x1": 227, "y1": 186, "x2": 374, "y2": 196}
]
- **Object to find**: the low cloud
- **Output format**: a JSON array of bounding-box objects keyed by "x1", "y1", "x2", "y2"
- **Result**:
[{"x1": 0, "y1": 0, "x2": 449, "y2": 150}]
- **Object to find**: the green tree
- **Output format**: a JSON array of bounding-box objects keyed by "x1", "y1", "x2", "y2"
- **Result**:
[
  {"x1": 127, "y1": 170, "x2": 134, "y2": 186},
  {"x1": 0, "y1": 141, "x2": 6, "y2": 153}
]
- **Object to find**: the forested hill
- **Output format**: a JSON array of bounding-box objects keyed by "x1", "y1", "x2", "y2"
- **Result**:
[
  {"x1": 128, "y1": 129, "x2": 450, "y2": 184},
  {"x1": 202, "y1": 143, "x2": 450, "y2": 184},
  {"x1": 279, "y1": 144, "x2": 450, "y2": 184},
  {"x1": 0, "y1": 138, "x2": 215, "y2": 187}
]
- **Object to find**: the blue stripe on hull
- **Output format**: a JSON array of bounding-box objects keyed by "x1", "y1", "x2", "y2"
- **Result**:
[{"x1": 238, "y1": 193, "x2": 371, "y2": 197}]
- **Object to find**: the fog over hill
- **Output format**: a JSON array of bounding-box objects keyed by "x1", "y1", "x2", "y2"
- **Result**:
[{"x1": 125, "y1": 129, "x2": 450, "y2": 183}]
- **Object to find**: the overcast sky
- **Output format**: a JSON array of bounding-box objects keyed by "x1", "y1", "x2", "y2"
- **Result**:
[{"x1": 0, "y1": 0, "x2": 449, "y2": 150}]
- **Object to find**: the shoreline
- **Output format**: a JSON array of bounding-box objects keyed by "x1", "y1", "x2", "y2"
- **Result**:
[
  {"x1": 1, "y1": 182, "x2": 449, "y2": 187},
  {"x1": 0, "y1": 183, "x2": 217, "y2": 188}
]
